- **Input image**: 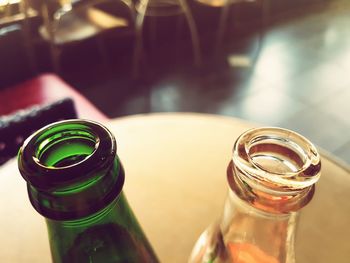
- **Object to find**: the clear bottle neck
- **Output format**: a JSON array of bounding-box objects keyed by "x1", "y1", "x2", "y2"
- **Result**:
[
  {"x1": 220, "y1": 127, "x2": 321, "y2": 263},
  {"x1": 189, "y1": 127, "x2": 321, "y2": 263},
  {"x1": 220, "y1": 173, "x2": 299, "y2": 263}
]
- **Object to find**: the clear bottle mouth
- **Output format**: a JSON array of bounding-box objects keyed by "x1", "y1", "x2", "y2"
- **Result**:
[
  {"x1": 229, "y1": 127, "x2": 321, "y2": 213},
  {"x1": 233, "y1": 127, "x2": 321, "y2": 192}
]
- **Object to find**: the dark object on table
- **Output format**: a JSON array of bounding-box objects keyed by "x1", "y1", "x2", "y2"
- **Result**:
[
  {"x1": 0, "y1": 98, "x2": 77, "y2": 165},
  {"x1": 0, "y1": 73, "x2": 108, "y2": 121}
]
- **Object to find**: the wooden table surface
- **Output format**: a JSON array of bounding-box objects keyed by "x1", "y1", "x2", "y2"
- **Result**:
[{"x1": 0, "y1": 113, "x2": 349, "y2": 262}]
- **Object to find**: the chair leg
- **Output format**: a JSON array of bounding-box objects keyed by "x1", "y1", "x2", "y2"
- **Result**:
[
  {"x1": 215, "y1": 0, "x2": 267, "y2": 66},
  {"x1": 257, "y1": 0, "x2": 267, "y2": 56},
  {"x1": 178, "y1": 0, "x2": 202, "y2": 67},
  {"x1": 20, "y1": 0, "x2": 37, "y2": 74},
  {"x1": 175, "y1": 14, "x2": 185, "y2": 63},
  {"x1": 215, "y1": 0, "x2": 230, "y2": 56},
  {"x1": 148, "y1": 16, "x2": 158, "y2": 51},
  {"x1": 250, "y1": 0, "x2": 268, "y2": 66},
  {"x1": 262, "y1": 0, "x2": 270, "y2": 31},
  {"x1": 49, "y1": 43, "x2": 62, "y2": 74},
  {"x1": 133, "y1": 0, "x2": 148, "y2": 78},
  {"x1": 96, "y1": 35, "x2": 109, "y2": 67},
  {"x1": 41, "y1": 2, "x2": 62, "y2": 74}
]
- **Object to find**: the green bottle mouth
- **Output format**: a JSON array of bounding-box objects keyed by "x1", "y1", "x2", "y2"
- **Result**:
[
  {"x1": 18, "y1": 119, "x2": 124, "y2": 221},
  {"x1": 18, "y1": 119, "x2": 115, "y2": 190}
]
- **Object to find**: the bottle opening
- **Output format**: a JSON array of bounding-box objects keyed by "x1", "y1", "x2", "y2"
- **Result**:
[
  {"x1": 247, "y1": 136, "x2": 306, "y2": 174},
  {"x1": 233, "y1": 127, "x2": 321, "y2": 191},
  {"x1": 230, "y1": 127, "x2": 321, "y2": 213},
  {"x1": 35, "y1": 129, "x2": 97, "y2": 168},
  {"x1": 18, "y1": 120, "x2": 122, "y2": 220},
  {"x1": 19, "y1": 120, "x2": 116, "y2": 191}
]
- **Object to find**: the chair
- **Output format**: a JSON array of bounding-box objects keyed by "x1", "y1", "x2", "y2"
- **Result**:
[
  {"x1": 0, "y1": 0, "x2": 38, "y2": 73},
  {"x1": 133, "y1": 0, "x2": 201, "y2": 74},
  {"x1": 195, "y1": 0, "x2": 268, "y2": 66},
  {"x1": 38, "y1": 0, "x2": 136, "y2": 73}
]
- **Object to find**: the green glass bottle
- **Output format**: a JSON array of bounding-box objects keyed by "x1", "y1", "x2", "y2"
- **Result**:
[{"x1": 18, "y1": 119, "x2": 159, "y2": 263}]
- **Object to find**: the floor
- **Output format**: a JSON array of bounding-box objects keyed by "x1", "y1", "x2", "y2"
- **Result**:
[{"x1": 61, "y1": 0, "x2": 350, "y2": 165}]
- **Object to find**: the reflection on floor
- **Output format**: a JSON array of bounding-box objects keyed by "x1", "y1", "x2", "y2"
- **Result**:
[{"x1": 67, "y1": 1, "x2": 350, "y2": 165}]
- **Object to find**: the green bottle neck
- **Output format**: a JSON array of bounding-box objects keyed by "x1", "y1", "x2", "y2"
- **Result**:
[
  {"x1": 18, "y1": 120, "x2": 123, "y2": 220},
  {"x1": 18, "y1": 120, "x2": 159, "y2": 262},
  {"x1": 28, "y1": 158, "x2": 124, "y2": 220},
  {"x1": 46, "y1": 192, "x2": 156, "y2": 263}
]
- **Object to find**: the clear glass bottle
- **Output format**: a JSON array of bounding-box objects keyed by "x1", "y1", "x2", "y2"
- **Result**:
[
  {"x1": 189, "y1": 127, "x2": 321, "y2": 263},
  {"x1": 18, "y1": 119, "x2": 159, "y2": 263}
]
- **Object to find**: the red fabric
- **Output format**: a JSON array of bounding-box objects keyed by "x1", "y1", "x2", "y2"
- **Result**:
[{"x1": 0, "y1": 73, "x2": 108, "y2": 121}]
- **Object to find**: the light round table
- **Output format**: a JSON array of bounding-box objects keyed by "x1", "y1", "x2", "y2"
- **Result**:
[{"x1": 1, "y1": 113, "x2": 349, "y2": 262}]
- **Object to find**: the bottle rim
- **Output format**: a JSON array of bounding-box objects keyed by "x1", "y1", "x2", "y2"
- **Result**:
[
  {"x1": 232, "y1": 127, "x2": 321, "y2": 192},
  {"x1": 18, "y1": 119, "x2": 116, "y2": 190},
  {"x1": 17, "y1": 119, "x2": 126, "y2": 220}
]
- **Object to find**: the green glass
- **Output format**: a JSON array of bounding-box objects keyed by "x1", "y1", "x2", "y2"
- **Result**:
[{"x1": 18, "y1": 120, "x2": 159, "y2": 263}]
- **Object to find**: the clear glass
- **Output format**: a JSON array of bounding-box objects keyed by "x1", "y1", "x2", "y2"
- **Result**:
[
  {"x1": 189, "y1": 127, "x2": 321, "y2": 263},
  {"x1": 18, "y1": 119, "x2": 159, "y2": 263}
]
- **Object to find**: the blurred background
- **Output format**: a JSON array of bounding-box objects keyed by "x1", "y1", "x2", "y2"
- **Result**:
[{"x1": 0, "y1": 0, "x2": 349, "y2": 164}]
